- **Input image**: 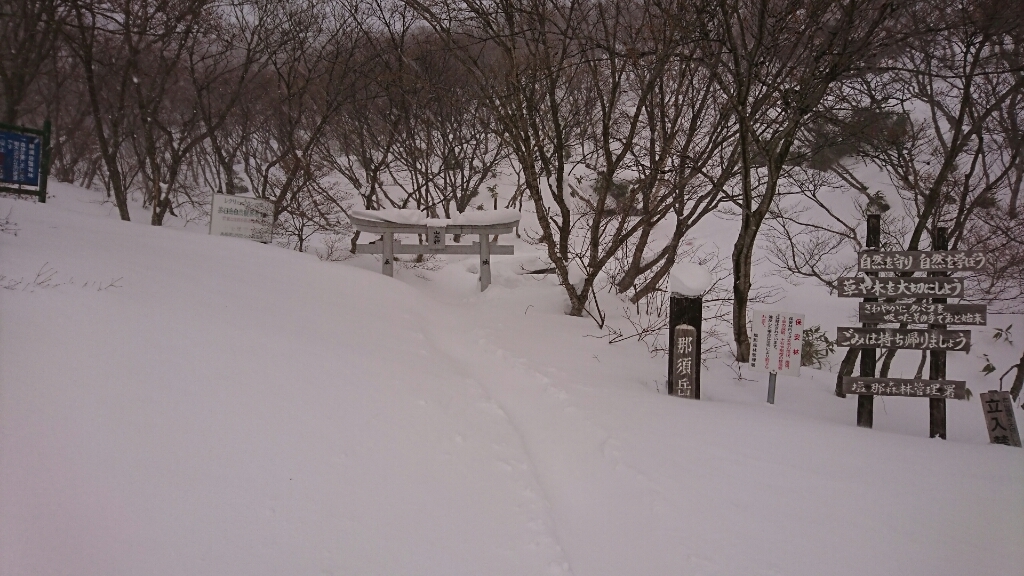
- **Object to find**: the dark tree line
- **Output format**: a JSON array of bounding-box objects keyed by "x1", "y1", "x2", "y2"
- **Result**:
[{"x1": 2, "y1": 0, "x2": 1021, "y2": 370}]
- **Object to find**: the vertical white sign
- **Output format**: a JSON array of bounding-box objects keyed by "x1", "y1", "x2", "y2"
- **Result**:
[
  {"x1": 749, "y1": 309, "x2": 805, "y2": 376},
  {"x1": 209, "y1": 194, "x2": 273, "y2": 243}
]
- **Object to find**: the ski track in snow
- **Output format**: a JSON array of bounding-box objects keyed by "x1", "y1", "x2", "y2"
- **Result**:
[{"x1": 418, "y1": 315, "x2": 577, "y2": 576}]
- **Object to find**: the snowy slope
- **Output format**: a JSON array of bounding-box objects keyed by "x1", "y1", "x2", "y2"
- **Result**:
[{"x1": 1, "y1": 185, "x2": 1021, "y2": 576}]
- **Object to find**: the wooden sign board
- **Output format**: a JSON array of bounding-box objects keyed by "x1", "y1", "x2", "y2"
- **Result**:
[
  {"x1": 980, "y1": 391, "x2": 1022, "y2": 447},
  {"x1": 749, "y1": 309, "x2": 804, "y2": 376},
  {"x1": 836, "y1": 276, "x2": 963, "y2": 298},
  {"x1": 672, "y1": 324, "x2": 698, "y2": 399},
  {"x1": 843, "y1": 377, "x2": 966, "y2": 399},
  {"x1": 858, "y1": 250, "x2": 987, "y2": 272},
  {"x1": 859, "y1": 302, "x2": 987, "y2": 326},
  {"x1": 426, "y1": 225, "x2": 447, "y2": 251},
  {"x1": 836, "y1": 327, "x2": 971, "y2": 352}
]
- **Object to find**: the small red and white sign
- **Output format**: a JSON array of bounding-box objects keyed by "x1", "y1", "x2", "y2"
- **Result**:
[{"x1": 749, "y1": 309, "x2": 804, "y2": 377}]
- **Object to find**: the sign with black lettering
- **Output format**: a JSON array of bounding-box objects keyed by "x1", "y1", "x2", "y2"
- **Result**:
[
  {"x1": 673, "y1": 324, "x2": 697, "y2": 399},
  {"x1": 858, "y1": 250, "x2": 987, "y2": 272},
  {"x1": 843, "y1": 377, "x2": 966, "y2": 399},
  {"x1": 858, "y1": 302, "x2": 987, "y2": 326},
  {"x1": 980, "y1": 391, "x2": 1022, "y2": 447},
  {"x1": 835, "y1": 327, "x2": 971, "y2": 351},
  {"x1": 427, "y1": 225, "x2": 447, "y2": 251},
  {"x1": 836, "y1": 276, "x2": 963, "y2": 298}
]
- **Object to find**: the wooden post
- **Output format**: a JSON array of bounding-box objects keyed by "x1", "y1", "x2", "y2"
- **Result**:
[
  {"x1": 767, "y1": 372, "x2": 777, "y2": 404},
  {"x1": 39, "y1": 119, "x2": 50, "y2": 203},
  {"x1": 858, "y1": 214, "x2": 880, "y2": 428},
  {"x1": 669, "y1": 294, "x2": 702, "y2": 399},
  {"x1": 382, "y1": 232, "x2": 394, "y2": 277},
  {"x1": 478, "y1": 233, "x2": 491, "y2": 291},
  {"x1": 929, "y1": 227, "x2": 948, "y2": 439}
]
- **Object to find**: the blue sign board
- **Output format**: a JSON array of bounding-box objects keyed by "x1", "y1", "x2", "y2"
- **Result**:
[{"x1": 0, "y1": 129, "x2": 43, "y2": 187}]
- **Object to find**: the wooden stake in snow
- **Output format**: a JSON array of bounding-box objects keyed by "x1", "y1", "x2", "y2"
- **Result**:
[
  {"x1": 668, "y1": 263, "x2": 710, "y2": 399},
  {"x1": 980, "y1": 391, "x2": 1022, "y2": 447}
]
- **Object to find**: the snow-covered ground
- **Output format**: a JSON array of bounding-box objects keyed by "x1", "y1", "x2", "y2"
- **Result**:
[{"x1": 1, "y1": 184, "x2": 1021, "y2": 576}]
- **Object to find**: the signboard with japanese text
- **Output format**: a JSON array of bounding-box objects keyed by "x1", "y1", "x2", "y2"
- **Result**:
[
  {"x1": 858, "y1": 302, "x2": 986, "y2": 326},
  {"x1": 843, "y1": 377, "x2": 966, "y2": 399},
  {"x1": 0, "y1": 129, "x2": 42, "y2": 187},
  {"x1": 749, "y1": 309, "x2": 804, "y2": 376},
  {"x1": 836, "y1": 276, "x2": 963, "y2": 298},
  {"x1": 858, "y1": 250, "x2": 987, "y2": 272},
  {"x1": 672, "y1": 324, "x2": 698, "y2": 399},
  {"x1": 427, "y1": 225, "x2": 447, "y2": 252},
  {"x1": 835, "y1": 327, "x2": 970, "y2": 352},
  {"x1": 209, "y1": 194, "x2": 273, "y2": 243},
  {"x1": 980, "y1": 391, "x2": 1022, "y2": 447}
]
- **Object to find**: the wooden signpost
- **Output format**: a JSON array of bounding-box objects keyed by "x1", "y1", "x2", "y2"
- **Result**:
[
  {"x1": 980, "y1": 391, "x2": 1022, "y2": 447},
  {"x1": 837, "y1": 220, "x2": 985, "y2": 438},
  {"x1": 668, "y1": 292, "x2": 702, "y2": 399},
  {"x1": 672, "y1": 324, "x2": 698, "y2": 399}
]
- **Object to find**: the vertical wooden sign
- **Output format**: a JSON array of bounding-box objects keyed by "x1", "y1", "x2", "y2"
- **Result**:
[
  {"x1": 427, "y1": 225, "x2": 447, "y2": 251},
  {"x1": 980, "y1": 391, "x2": 1022, "y2": 447},
  {"x1": 673, "y1": 324, "x2": 698, "y2": 399},
  {"x1": 669, "y1": 293, "x2": 702, "y2": 399}
]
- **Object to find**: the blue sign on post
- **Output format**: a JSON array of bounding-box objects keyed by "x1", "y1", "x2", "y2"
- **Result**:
[{"x1": 0, "y1": 130, "x2": 42, "y2": 187}]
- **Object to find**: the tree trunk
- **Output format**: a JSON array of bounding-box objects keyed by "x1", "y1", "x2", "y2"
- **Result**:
[
  {"x1": 1010, "y1": 349, "x2": 1024, "y2": 402},
  {"x1": 835, "y1": 347, "x2": 859, "y2": 397}
]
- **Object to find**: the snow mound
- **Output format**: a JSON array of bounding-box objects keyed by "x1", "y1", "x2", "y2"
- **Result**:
[{"x1": 670, "y1": 262, "x2": 713, "y2": 296}]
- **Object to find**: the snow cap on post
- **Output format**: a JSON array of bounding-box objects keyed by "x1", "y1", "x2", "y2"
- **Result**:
[{"x1": 670, "y1": 262, "x2": 713, "y2": 296}]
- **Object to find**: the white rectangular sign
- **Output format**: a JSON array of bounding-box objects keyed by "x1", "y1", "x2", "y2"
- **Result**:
[
  {"x1": 749, "y1": 309, "x2": 805, "y2": 376},
  {"x1": 209, "y1": 194, "x2": 273, "y2": 243}
]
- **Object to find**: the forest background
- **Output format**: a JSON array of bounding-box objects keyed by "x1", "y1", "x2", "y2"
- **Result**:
[{"x1": 3, "y1": 0, "x2": 1022, "y2": 395}]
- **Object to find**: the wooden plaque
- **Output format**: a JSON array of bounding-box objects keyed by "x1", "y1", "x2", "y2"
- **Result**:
[
  {"x1": 672, "y1": 324, "x2": 698, "y2": 399},
  {"x1": 426, "y1": 225, "x2": 447, "y2": 252},
  {"x1": 843, "y1": 377, "x2": 966, "y2": 399},
  {"x1": 836, "y1": 327, "x2": 971, "y2": 352},
  {"x1": 980, "y1": 391, "x2": 1022, "y2": 447},
  {"x1": 858, "y1": 302, "x2": 987, "y2": 325},
  {"x1": 858, "y1": 250, "x2": 987, "y2": 272},
  {"x1": 836, "y1": 276, "x2": 964, "y2": 298}
]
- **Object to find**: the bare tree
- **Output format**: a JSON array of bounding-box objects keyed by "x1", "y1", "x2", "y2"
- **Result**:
[
  {"x1": 0, "y1": 0, "x2": 64, "y2": 124},
  {"x1": 706, "y1": 0, "x2": 911, "y2": 362}
]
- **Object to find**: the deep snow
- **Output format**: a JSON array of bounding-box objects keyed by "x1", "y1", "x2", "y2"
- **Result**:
[{"x1": 1, "y1": 184, "x2": 1021, "y2": 576}]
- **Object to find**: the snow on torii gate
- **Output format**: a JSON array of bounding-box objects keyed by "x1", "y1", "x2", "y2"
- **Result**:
[{"x1": 348, "y1": 209, "x2": 520, "y2": 291}]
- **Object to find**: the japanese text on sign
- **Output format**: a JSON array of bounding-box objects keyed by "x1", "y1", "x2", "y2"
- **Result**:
[
  {"x1": 980, "y1": 391, "x2": 1022, "y2": 447},
  {"x1": 858, "y1": 302, "x2": 987, "y2": 326},
  {"x1": 858, "y1": 250, "x2": 987, "y2": 272},
  {"x1": 673, "y1": 324, "x2": 697, "y2": 399},
  {"x1": 209, "y1": 194, "x2": 273, "y2": 243},
  {"x1": 749, "y1": 309, "x2": 804, "y2": 376},
  {"x1": 0, "y1": 130, "x2": 42, "y2": 187},
  {"x1": 843, "y1": 377, "x2": 966, "y2": 399},
  {"x1": 836, "y1": 276, "x2": 963, "y2": 298},
  {"x1": 835, "y1": 327, "x2": 970, "y2": 352}
]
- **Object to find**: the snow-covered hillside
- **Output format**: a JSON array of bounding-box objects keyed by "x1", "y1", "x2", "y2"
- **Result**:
[{"x1": 1, "y1": 185, "x2": 1021, "y2": 576}]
